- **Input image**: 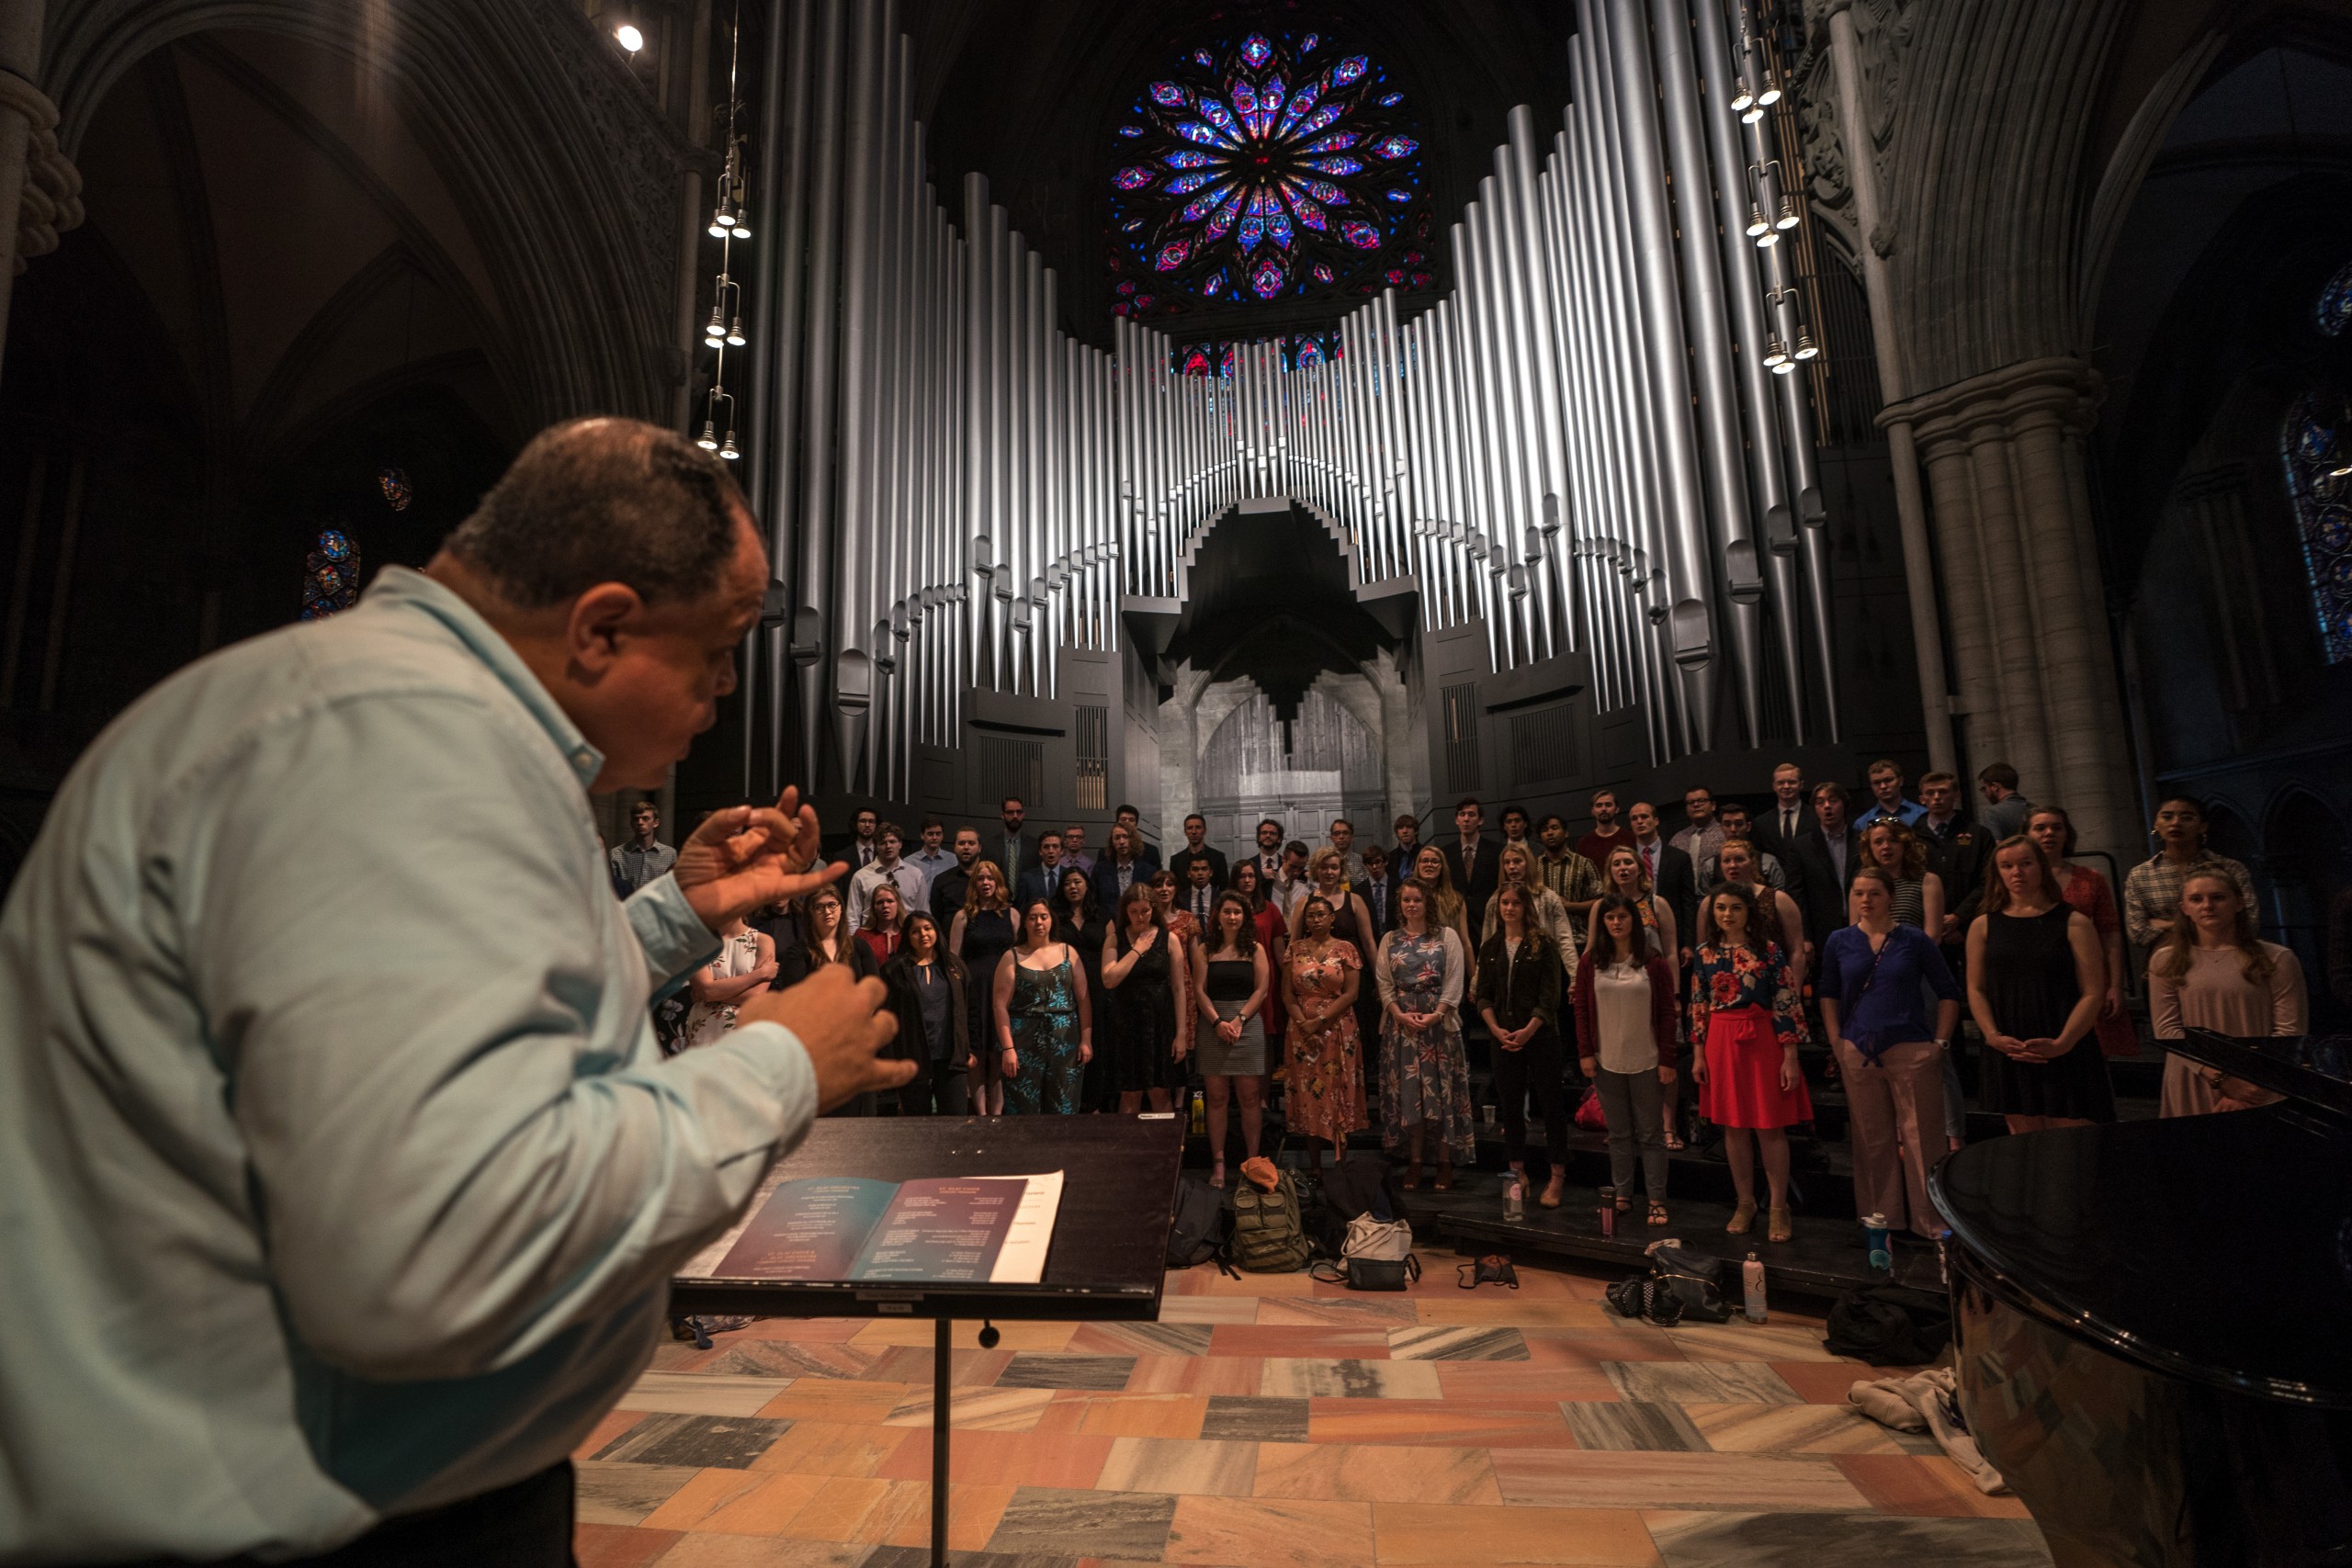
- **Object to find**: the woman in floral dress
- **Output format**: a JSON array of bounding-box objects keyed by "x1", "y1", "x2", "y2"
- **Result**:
[
  {"x1": 1374, "y1": 882, "x2": 1475, "y2": 1190},
  {"x1": 1689, "y1": 884, "x2": 1811, "y2": 1241},
  {"x1": 1282, "y1": 892, "x2": 1367, "y2": 1178},
  {"x1": 997, "y1": 899, "x2": 1092, "y2": 1114},
  {"x1": 682, "y1": 917, "x2": 775, "y2": 1049}
]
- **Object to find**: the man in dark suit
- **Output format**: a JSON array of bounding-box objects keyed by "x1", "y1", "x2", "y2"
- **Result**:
[
  {"x1": 1916, "y1": 770, "x2": 1988, "y2": 947},
  {"x1": 1177, "y1": 853, "x2": 1220, "y2": 929},
  {"x1": 1246, "y1": 818, "x2": 1286, "y2": 889},
  {"x1": 1167, "y1": 812, "x2": 1227, "y2": 890},
  {"x1": 1627, "y1": 802, "x2": 1696, "y2": 954},
  {"x1": 990, "y1": 796, "x2": 1036, "y2": 881},
  {"x1": 1789, "y1": 782, "x2": 1866, "y2": 957},
  {"x1": 1442, "y1": 797, "x2": 1502, "y2": 933},
  {"x1": 1014, "y1": 830, "x2": 1073, "y2": 908},
  {"x1": 1090, "y1": 822, "x2": 1150, "y2": 913},
  {"x1": 1357, "y1": 843, "x2": 1397, "y2": 942}
]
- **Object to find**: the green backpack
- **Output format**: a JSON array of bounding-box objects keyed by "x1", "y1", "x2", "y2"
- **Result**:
[{"x1": 1229, "y1": 1172, "x2": 1311, "y2": 1273}]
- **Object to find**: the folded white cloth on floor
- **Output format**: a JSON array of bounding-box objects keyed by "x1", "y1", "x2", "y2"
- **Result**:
[{"x1": 1848, "y1": 1367, "x2": 2009, "y2": 1494}]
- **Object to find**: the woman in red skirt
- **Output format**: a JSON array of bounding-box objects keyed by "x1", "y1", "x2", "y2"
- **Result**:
[{"x1": 1689, "y1": 883, "x2": 1812, "y2": 1242}]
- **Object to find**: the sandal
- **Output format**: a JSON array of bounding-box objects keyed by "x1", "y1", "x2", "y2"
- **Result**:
[
  {"x1": 1614, "y1": 1194, "x2": 1633, "y2": 1213},
  {"x1": 1433, "y1": 1163, "x2": 1454, "y2": 1192},
  {"x1": 1663, "y1": 1130, "x2": 1686, "y2": 1151},
  {"x1": 1539, "y1": 1176, "x2": 1566, "y2": 1209},
  {"x1": 1647, "y1": 1201, "x2": 1669, "y2": 1228},
  {"x1": 1402, "y1": 1159, "x2": 1422, "y2": 1192},
  {"x1": 1209, "y1": 1161, "x2": 1226, "y2": 1190},
  {"x1": 1727, "y1": 1200, "x2": 1757, "y2": 1235},
  {"x1": 1767, "y1": 1206, "x2": 1794, "y2": 1244}
]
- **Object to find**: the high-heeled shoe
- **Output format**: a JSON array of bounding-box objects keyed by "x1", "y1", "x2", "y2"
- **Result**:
[
  {"x1": 1726, "y1": 1199, "x2": 1757, "y2": 1235},
  {"x1": 1767, "y1": 1206, "x2": 1794, "y2": 1243},
  {"x1": 1539, "y1": 1176, "x2": 1566, "y2": 1209}
]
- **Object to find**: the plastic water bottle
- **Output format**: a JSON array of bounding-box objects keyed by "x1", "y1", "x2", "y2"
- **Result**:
[
  {"x1": 1598, "y1": 1184, "x2": 1616, "y2": 1238},
  {"x1": 1743, "y1": 1253, "x2": 1767, "y2": 1322},
  {"x1": 1863, "y1": 1212, "x2": 1893, "y2": 1275},
  {"x1": 1504, "y1": 1176, "x2": 1524, "y2": 1223}
]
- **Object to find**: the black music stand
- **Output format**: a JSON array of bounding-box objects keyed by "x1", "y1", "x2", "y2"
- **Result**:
[{"x1": 671, "y1": 1114, "x2": 1184, "y2": 1568}]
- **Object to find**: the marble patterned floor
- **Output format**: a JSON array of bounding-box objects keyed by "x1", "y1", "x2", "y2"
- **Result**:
[{"x1": 575, "y1": 1264, "x2": 2048, "y2": 1568}]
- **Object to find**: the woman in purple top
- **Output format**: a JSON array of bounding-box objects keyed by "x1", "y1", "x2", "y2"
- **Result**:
[{"x1": 1818, "y1": 865, "x2": 1962, "y2": 1239}]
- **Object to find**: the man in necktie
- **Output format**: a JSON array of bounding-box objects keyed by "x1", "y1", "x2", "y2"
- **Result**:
[
  {"x1": 995, "y1": 796, "x2": 1035, "y2": 877},
  {"x1": 1629, "y1": 801, "x2": 1697, "y2": 951},
  {"x1": 1360, "y1": 844, "x2": 1391, "y2": 938},
  {"x1": 1764, "y1": 762, "x2": 1807, "y2": 857},
  {"x1": 847, "y1": 807, "x2": 878, "y2": 869},
  {"x1": 1183, "y1": 855, "x2": 1217, "y2": 926},
  {"x1": 1252, "y1": 818, "x2": 1284, "y2": 887},
  {"x1": 848, "y1": 822, "x2": 924, "y2": 931},
  {"x1": 1013, "y1": 830, "x2": 1068, "y2": 908}
]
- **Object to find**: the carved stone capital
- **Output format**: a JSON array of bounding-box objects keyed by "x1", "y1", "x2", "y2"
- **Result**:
[{"x1": 1881, "y1": 355, "x2": 2104, "y2": 458}]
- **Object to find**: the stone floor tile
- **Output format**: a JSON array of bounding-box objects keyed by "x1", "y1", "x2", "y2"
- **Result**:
[
  {"x1": 1642, "y1": 1509, "x2": 2052, "y2": 1566},
  {"x1": 1370, "y1": 1502, "x2": 1663, "y2": 1563},
  {"x1": 985, "y1": 1485, "x2": 1180, "y2": 1560},
  {"x1": 594, "y1": 1414, "x2": 794, "y2": 1470},
  {"x1": 1560, "y1": 1402, "x2": 1709, "y2": 1453}
]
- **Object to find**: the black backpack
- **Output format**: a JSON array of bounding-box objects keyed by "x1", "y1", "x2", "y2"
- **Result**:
[
  {"x1": 1322, "y1": 1154, "x2": 1408, "y2": 1225},
  {"x1": 1167, "y1": 1174, "x2": 1233, "y2": 1270},
  {"x1": 1824, "y1": 1285, "x2": 1952, "y2": 1365}
]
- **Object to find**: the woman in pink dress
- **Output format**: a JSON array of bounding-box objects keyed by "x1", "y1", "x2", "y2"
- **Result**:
[{"x1": 2026, "y1": 807, "x2": 2136, "y2": 1058}]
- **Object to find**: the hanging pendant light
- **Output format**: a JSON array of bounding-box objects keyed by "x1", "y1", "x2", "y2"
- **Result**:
[
  {"x1": 708, "y1": 198, "x2": 736, "y2": 239},
  {"x1": 718, "y1": 430, "x2": 741, "y2": 461},
  {"x1": 1793, "y1": 325, "x2": 1819, "y2": 361},
  {"x1": 1757, "y1": 74, "x2": 1782, "y2": 108},
  {"x1": 1774, "y1": 195, "x2": 1801, "y2": 231},
  {"x1": 1763, "y1": 333, "x2": 1791, "y2": 369},
  {"x1": 696, "y1": 419, "x2": 719, "y2": 451},
  {"x1": 704, "y1": 305, "x2": 727, "y2": 344},
  {"x1": 729, "y1": 199, "x2": 751, "y2": 241},
  {"x1": 1731, "y1": 71, "x2": 1758, "y2": 114},
  {"x1": 725, "y1": 313, "x2": 746, "y2": 346},
  {"x1": 1755, "y1": 224, "x2": 1780, "y2": 249},
  {"x1": 1746, "y1": 203, "x2": 1770, "y2": 239}
]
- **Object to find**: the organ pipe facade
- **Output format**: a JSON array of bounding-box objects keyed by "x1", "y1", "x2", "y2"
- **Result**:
[{"x1": 730, "y1": 0, "x2": 1830, "y2": 795}]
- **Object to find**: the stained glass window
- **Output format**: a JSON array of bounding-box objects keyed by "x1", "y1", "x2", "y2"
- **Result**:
[
  {"x1": 301, "y1": 528, "x2": 361, "y2": 621},
  {"x1": 2281, "y1": 391, "x2": 2352, "y2": 664},
  {"x1": 2318, "y1": 261, "x2": 2352, "y2": 337},
  {"x1": 377, "y1": 466, "x2": 413, "y2": 511},
  {"x1": 1169, "y1": 332, "x2": 1341, "y2": 377},
  {"x1": 1107, "y1": 28, "x2": 1431, "y2": 313}
]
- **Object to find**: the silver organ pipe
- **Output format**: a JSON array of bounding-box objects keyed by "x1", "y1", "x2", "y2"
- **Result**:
[{"x1": 728, "y1": 0, "x2": 1842, "y2": 790}]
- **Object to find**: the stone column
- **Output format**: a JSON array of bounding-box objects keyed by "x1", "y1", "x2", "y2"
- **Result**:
[
  {"x1": 1886, "y1": 356, "x2": 2136, "y2": 856},
  {"x1": 1825, "y1": 0, "x2": 1955, "y2": 776},
  {"x1": 0, "y1": 0, "x2": 80, "y2": 384}
]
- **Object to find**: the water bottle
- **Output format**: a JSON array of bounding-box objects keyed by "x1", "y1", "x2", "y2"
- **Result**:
[
  {"x1": 1504, "y1": 1175, "x2": 1524, "y2": 1223},
  {"x1": 1743, "y1": 1253, "x2": 1767, "y2": 1322},
  {"x1": 1598, "y1": 1184, "x2": 1616, "y2": 1238},
  {"x1": 1862, "y1": 1212, "x2": 1893, "y2": 1275}
]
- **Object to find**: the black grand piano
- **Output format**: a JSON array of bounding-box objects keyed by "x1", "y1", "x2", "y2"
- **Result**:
[{"x1": 1932, "y1": 1032, "x2": 2352, "y2": 1567}]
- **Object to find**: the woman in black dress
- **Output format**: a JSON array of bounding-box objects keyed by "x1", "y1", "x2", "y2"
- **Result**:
[
  {"x1": 777, "y1": 885, "x2": 880, "y2": 1116},
  {"x1": 1102, "y1": 880, "x2": 1188, "y2": 1113},
  {"x1": 1965, "y1": 835, "x2": 2113, "y2": 1134},
  {"x1": 949, "y1": 859, "x2": 1018, "y2": 1114},
  {"x1": 1054, "y1": 867, "x2": 1112, "y2": 1111}
]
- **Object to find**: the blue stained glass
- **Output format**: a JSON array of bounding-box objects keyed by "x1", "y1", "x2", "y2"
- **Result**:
[
  {"x1": 1120, "y1": 125, "x2": 1143, "y2": 137},
  {"x1": 2318, "y1": 260, "x2": 2352, "y2": 336},
  {"x1": 2283, "y1": 389, "x2": 2352, "y2": 664},
  {"x1": 1295, "y1": 338, "x2": 1325, "y2": 369},
  {"x1": 1108, "y1": 27, "x2": 1429, "y2": 311}
]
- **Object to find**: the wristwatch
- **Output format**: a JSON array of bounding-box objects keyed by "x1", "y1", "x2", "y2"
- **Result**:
[{"x1": 1934, "y1": 1038, "x2": 1951, "y2": 1051}]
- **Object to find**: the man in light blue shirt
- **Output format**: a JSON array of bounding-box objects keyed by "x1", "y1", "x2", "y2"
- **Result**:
[
  {"x1": 1857, "y1": 758, "x2": 1929, "y2": 830},
  {"x1": 609, "y1": 797, "x2": 680, "y2": 894},
  {"x1": 0, "y1": 420, "x2": 913, "y2": 1564}
]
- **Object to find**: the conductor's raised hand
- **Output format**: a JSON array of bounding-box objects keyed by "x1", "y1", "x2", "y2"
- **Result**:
[
  {"x1": 736, "y1": 964, "x2": 914, "y2": 1111},
  {"x1": 675, "y1": 785, "x2": 843, "y2": 931}
]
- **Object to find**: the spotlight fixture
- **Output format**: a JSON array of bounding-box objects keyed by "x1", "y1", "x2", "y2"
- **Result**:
[
  {"x1": 1731, "y1": 74, "x2": 1757, "y2": 114},
  {"x1": 708, "y1": 198, "x2": 735, "y2": 239},
  {"x1": 696, "y1": 420, "x2": 719, "y2": 451},
  {"x1": 729, "y1": 199, "x2": 751, "y2": 241},
  {"x1": 615, "y1": 21, "x2": 644, "y2": 52},
  {"x1": 1746, "y1": 204, "x2": 1770, "y2": 239},
  {"x1": 1792, "y1": 326, "x2": 1819, "y2": 361},
  {"x1": 1741, "y1": 100, "x2": 1765, "y2": 125},
  {"x1": 724, "y1": 314, "x2": 746, "y2": 347},
  {"x1": 1757, "y1": 76, "x2": 1782, "y2": 107},
  {"x1": 704, "y1": 305, "x2": 727, "y2": 344},
  {"x1": 1763, "y1": 333, "x2": 1791, "y2": 369},
  {"x1": 1755, "y1": 225, "x2": 1780, "y2": 249},
  {"x1": 1774, "y1": 195, "x2": 1801, "y2": 231},
  {"x1": 718, "y1": 431, "x2": 741, "y2": 461}
]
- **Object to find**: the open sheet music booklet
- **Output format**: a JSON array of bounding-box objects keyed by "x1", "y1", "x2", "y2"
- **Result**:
[{"x1": 705, "y1": 1171, "x2": 1065, "y2": 1285}]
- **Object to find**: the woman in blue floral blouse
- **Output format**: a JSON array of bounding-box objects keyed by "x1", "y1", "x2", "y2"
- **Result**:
[{"x1": 1689, "y1": 883, "x2": 1811, "y2": 1242}]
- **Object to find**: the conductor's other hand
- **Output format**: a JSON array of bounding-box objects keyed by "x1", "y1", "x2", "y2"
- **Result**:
[
  {"x1": 737, "y1": 964, "x2": 913, "y2": 1111},
  {"x1": 676, "y1": 785, "x2": 842, "y2": 931}
]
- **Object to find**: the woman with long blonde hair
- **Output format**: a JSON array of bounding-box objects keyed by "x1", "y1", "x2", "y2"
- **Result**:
[{"x1": 2148, "y1": 870, "x2": 2304, "y2": 1115}]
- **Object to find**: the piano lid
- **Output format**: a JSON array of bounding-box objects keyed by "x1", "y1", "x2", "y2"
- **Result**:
[
  {"x1": 2173, "y1": 1030, "x2": 2352, "y2": 1131},
  {"x1": 1931, "y1": 1103, "x2": 2352, "y2": 1409}
]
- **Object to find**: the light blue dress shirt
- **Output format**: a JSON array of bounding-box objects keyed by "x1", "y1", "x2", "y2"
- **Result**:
[{"x1": 0, "y1": 568, "x2": 818, "y2": 1562}]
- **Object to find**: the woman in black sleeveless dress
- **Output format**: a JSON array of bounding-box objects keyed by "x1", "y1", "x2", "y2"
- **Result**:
[
  {"x1": 1966, "y1": 836, "x2": 2114, "y2": 1133},
  {"x1": 1102, "y1": 880, "x2": 1186, "y2": 1111}
]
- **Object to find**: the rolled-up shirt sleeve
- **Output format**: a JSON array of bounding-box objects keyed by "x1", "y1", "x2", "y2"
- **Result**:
[{"x1": 177, "y1": 692, "x2": 814, "y2": 1382}]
